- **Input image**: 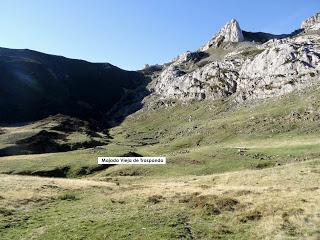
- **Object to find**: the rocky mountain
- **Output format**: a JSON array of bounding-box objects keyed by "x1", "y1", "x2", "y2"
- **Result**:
[
  {"x1": 302, "y1": 12, "x2": 320, "y2": 31},
  {"x1": 201, "y1": 19, "x2": 244, "y2": 50},
  {"x1": 151, "y1": 12, "x2": 320, "y2": 104},
  {"x1": 1, "y1": 12, "x2": 320, "y2": 126},
  {"x1": 0, "y1": 48, "x2": 148, "y2": 124}
]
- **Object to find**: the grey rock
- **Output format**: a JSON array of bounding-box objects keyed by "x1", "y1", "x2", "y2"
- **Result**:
[
  {"x1": 154, "y1": 59, "x2": 241, "y2": 100},
  {"x1": 237, "y1": 34, "x2": 320, "y2": 101},
  {"x1": 201, "y1": 19, "x2": 244, "y2": 51},
  {"x1": 150, "y1": 13, "x2": 320, "y2": 104},
  {"x1": 301, "y1": 12, "x2": 320, "y2": 31}
]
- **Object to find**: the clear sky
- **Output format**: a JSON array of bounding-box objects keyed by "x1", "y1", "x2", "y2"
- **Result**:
[{"x1": 1, "y1": 0, "x2": 319, "y2": 70}]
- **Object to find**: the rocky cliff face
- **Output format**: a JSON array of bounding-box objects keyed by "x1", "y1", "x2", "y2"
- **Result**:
[
  {"x1": 151, "y1": 13, "x2": 320, "y2": 104},
  {"x1": 302, "y1": 12, "x2": 320, "y2": 31},
  {"x1": 154, "y1": 58, "x2": 241, "y2": 100},
  {"x1": 201, "y1": 19, "x2": 244, "y2": 51},
  {"x1": 237, "y1": 35, "x2": 320, "y2": 101}
]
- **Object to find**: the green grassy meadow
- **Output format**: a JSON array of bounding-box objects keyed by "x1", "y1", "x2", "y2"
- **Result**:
[{"x1": 0, "y1": 87, "x2": 320, "y2": 239}]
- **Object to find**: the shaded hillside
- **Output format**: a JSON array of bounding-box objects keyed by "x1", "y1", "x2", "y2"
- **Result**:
[
  {"x1": 0, "y1": 114, "x2": 110, "y2": 157},
  {"x1": 0, "y1": 47, "x2": 148, "y2": 124},
  {"x1": 242, "y1": 29, "x2": 303, "y2": 43}
]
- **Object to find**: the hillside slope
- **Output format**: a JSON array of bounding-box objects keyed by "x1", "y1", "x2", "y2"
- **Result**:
[
  {"x1": 2, "y1": 85, "x2": 320, "y2": 178},
  {"x1": 0, "y1": 47, "x2": 148, "y2": 124}
]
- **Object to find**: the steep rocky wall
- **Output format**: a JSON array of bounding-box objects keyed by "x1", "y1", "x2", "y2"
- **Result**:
[{"x1": 152, "y1": 13, "x2": 320, "y2": 104}]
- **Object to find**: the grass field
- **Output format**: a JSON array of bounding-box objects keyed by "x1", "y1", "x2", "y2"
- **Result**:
[
  {"x1": 1, "y1": 87, "x2": 320, "y2": 239},
  {"x1": 2, "y1": 87, "x2": 320, "y2": 178},
  {"x1": 0, "y1": 159, "x2": 319, "y2": 239}
]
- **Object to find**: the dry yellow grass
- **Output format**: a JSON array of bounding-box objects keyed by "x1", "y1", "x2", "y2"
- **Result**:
[
  {"x1": 224, "y1": 136, "x2": 320, "y2": 149},
  {"x1": 0, "y1": 153, "x2": 57, "y2": 161},
  {"x1": 0, "y1": 159, "x2": 319, "y2": 239},
  {"x1": 97, "y1": 159, "x2": 320, "y2": 239},
  {"x1": 0, "y1": 174, "x2": 114, "y2": 207}
]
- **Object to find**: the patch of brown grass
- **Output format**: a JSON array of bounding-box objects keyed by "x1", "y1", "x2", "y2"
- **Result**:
[
  {"x1": 147, "y1": 195, "x2": 165, "y2": 204},
  {"x1": 180, "y1": 193, "x2": 239, "y2": 215},
  {"x1": 238, "y1": 209, "x2": 263, "y2": 223}
]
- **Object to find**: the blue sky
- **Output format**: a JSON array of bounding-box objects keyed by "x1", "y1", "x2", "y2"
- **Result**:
[{"x1": 0, "y1": 0, "x2": 319, "y2": 70}]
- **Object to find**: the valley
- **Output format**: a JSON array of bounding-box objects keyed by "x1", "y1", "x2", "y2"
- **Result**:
[{"x1": 1, "y1": 10, "x2": 320, "y2": 240}]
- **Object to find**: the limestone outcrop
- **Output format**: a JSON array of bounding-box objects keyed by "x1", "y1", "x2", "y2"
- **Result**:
[
  {"x1": 201, "y1": 19, "x2": 244, "y2": 51},
  {"x1": 151, "y1": 13, "x2": 320, "y2": 104},
  {"x1": 302, "y1": 12, "x2": 320, "y2": 31}
]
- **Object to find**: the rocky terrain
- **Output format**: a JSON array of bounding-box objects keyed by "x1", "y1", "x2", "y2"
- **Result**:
[
  {"x1": 201, "y1": 19, "x2": 244, "y2": 50},
  {"x1": 302, "y1": 12, "x2": 320, "y2": 31},
  {"x1": 151, "y1": 12, "x2": 320, "y2": 104}
]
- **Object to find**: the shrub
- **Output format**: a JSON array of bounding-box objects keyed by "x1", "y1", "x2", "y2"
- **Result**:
[
  {"x1": 147, "y1": 195, "x2": 164, "y2": 204},
  {"x1": 58, "y1": 192, "x2": 78, "y2": 201}
]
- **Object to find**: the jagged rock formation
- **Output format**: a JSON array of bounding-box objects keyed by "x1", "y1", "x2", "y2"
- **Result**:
[
  {"x1": 154, "y1": 60, "x2": 241, "y2": 100},
  {"x1": 237, "y1": 35, "x2": 320, "y2": 101},
  {"x1": 151, "y1": 13, "x2": 320, "y2": 104},
  {"x1": 201, "y1": 19, "x2": 244, "y2": 51},
  {"x1": 302, "y1": 12, "x2": 320, "y2": 31}
]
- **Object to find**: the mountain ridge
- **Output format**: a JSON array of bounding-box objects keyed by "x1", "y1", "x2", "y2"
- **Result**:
[
  {"x1": 150, "y1": 12, "x2": 320, "y2": 105},
  {"x1": 0, "y1": 47, "x2": 148, "y2": 124},
  {"x1": 1, "y1": 12, "x2": 320, "y2": 125}
]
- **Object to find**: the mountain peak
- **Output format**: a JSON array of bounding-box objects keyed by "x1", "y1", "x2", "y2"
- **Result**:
[
  {"x1": 222, "y1": 18, "x2": 244, "y2": 41},
  {"x1": 301, "y1": 12, "x2": 320, "y2": 31},
  {"x1": 229, "y1": 18, "x2": 238, "y2": 24},
  {"x1": 201, "y1": 18, "x2": 244, "y2": 51}
]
